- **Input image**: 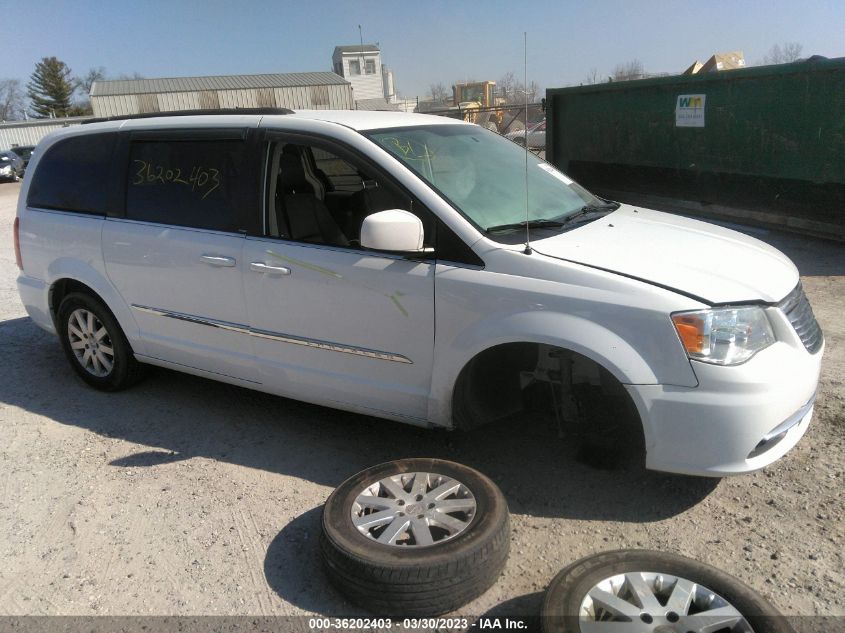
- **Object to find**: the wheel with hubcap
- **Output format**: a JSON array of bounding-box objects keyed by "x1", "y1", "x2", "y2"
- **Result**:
[
  {"x1": 57, "y1": 292, "x2": 145, "y2": 391},
  {"x1": 542, "y1": 550, "x2": 794, "y2": 633},
  {"x1": 320, "y1": 458, "x2": 510, "y2": 616}
]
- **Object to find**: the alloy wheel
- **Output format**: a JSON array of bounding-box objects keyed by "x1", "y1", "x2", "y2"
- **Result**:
[
  {"x1": 351, "y1": 471, "x2": 477, "y2": 547},
  {"x1": 579, "y1": 571, "x2": 752, "y2": 633},
  {"x1": 67, "y1": 308, "x2": 115, "y2": 377}
]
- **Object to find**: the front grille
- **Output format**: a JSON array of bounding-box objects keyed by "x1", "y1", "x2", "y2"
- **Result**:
[{"x1": 778, "y1": 283, "x2": 824, "y2": 354}]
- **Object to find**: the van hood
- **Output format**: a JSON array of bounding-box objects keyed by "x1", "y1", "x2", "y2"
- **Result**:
[{"x1": 532, "y1": 205, "x2": 798, "y2": 304}]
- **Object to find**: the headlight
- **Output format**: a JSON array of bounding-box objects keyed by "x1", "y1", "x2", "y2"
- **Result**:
[
  {"x1": 672, "y1": 306, "x2": 775, "y2": 365},
  {"x1": 0, "y1": 165, "x2": 11, "y2": 174}
]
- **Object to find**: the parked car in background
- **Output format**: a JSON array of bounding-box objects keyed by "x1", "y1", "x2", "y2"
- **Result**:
[
  {"x1": 506, "y1": 119, "x2": 546, "y2": 149},
  {"x1": 10, "y1": 145, "x2": 35, "y2": 173},
  {"x1": 0, "y1": 150, "x2": 25, "y2": 182}
]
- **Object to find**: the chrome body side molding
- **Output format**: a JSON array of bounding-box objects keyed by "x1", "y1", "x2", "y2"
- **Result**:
[{"x1": 131, "y1": 304, "x2": 413, "y2": 364}]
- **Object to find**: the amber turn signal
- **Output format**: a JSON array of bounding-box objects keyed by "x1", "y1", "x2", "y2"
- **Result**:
[{"x1": 672, "y1": 314, "x2": 705, "y2": 354}]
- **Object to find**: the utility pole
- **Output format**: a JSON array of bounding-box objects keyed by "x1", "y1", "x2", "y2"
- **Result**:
[{"x1": 358, "y1": 24, "x2": 365, "y2": 70}]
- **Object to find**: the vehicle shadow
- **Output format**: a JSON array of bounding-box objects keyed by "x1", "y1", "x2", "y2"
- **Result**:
[
  {"x1": 263, "y1": 507, "x2": 367, "y2": 617},
  {"x1": 0, "y1": 315, "x2": 718, "y2": 523},
  {"x1": 475, "y1": 592, "x2": 545, "y2": 631}
]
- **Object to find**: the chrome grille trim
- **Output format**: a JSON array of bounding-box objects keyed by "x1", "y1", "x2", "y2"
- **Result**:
[
  {"x1": 131, "y1": 304, "x2": 413, "y2": 364},
  {"x1": 778, "y1": 283, "x2": 823, "y2": 354}
]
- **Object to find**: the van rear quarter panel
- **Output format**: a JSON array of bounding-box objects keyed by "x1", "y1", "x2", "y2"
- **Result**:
[{"x1": 18, "y1": 207, "x2": 142, "y2": 350}]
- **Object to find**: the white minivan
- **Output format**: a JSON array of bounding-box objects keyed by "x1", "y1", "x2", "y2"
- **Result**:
[{"x1": 14, "y1": 109, "x2": 823, "y2": 476}]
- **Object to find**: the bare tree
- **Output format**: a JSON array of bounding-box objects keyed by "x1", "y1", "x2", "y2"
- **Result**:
[
  {"x1": 611, "y1": 59, "x2": 645, "y2": 82},
  {"x1": 498, "y1": 71, "x2": 517, "y2": 102},
  {"x1": 74, "y1": 67, "x2": 106, "y2": 96},
  {"x1": 523, "y1": 80, "x2": 540, "y2": 104},
  {"x1": 496, "y1": 72, "x2": 540, "y2": 104},
  {"x1": 428, "y1": 82, "x2": 449, "y2": 102},
  {"x1": 583, "y1": 68, "x2": 600, "y2": 85},
  {"x1": 67, "y1": 67, "x2": 107, "y2": 117},
  {"x1": 0, "y1": 79, "x2": 26, "y2": 121},
  {"x1": 763, "y1": 42, "x2": 804, "y2": 64}
]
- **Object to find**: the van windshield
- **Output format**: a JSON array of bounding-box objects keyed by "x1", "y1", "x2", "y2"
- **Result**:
[{"x1": 365, "y1": 124, "x2": 600, "y2": 232}]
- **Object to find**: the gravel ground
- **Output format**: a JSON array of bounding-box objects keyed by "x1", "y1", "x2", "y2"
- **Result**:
[{"x1": 0, "y1": 180, "x2": 842, "y2": 620}]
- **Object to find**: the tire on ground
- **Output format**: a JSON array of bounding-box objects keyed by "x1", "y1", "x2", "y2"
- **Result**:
[
  {"x1": 320, "y1": 458, "x2": 510, "y2": 616},
  {"x1": 541, "y1": 549, "x2": 794, "y2": 633},
  {"x1": 57, "y1": 291, "x2": 145, "y2": 391}
]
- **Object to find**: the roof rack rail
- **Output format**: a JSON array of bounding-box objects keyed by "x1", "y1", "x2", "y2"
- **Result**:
[{"x1": 82, "y1": 107, "x2": 294, "y2": 124}]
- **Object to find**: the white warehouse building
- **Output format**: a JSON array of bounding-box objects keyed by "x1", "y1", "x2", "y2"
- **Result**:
[{"x1": 89, "y1": 71, "x2": 353, "y2": 118}]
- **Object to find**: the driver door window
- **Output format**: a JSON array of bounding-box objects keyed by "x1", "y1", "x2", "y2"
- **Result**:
[{"x1": 265, "y1": 141, "x2": 429, "y2": 248}]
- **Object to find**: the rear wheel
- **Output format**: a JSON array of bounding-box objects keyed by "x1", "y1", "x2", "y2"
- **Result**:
[
  {"x1": 321, "y1": 458, "x2": 510, "y2": 616},
  {"x1": 57, "y1": 292, "x2": 144, "y2": 391}
]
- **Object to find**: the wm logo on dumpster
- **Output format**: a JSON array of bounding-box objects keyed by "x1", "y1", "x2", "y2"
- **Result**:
[
  {"x1": 676, "y1": 93, "x2": 706, "y2": 127},
  {"x1": 678, "y1": 96, "x2": 704, "y2": 108}
]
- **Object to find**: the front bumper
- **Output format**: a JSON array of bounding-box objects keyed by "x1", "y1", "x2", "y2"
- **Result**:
[{"x1": 627, "y1": 330, "x2": 823, "y2": 477}]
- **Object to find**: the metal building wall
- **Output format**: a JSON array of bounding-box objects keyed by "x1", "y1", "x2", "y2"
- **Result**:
[
  {"x1": 91, "y1": 84, "x2": 353, "y2": 117},
  {"x1": 91, "y1": 94, "x2": 140, "y2": 117},
  {"x1": 157, "y1": 92, "x2": 200, "y2": 112},
  {"x1": 0, "y1": 118, "x2": 89, "y2": 148}
]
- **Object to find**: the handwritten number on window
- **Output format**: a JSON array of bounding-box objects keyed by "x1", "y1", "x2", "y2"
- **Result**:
[{"x1": 131, "y1": 159, "x2": 221, "y2": 199}]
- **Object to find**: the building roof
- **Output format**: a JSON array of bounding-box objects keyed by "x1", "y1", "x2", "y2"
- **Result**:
[
  {"x1": 334, "y1": 44, "x2": 380, "y2": 55},
  {"x1": 353, "y1": 98, "x2": 402, "y2": 112},
  {"x1": 0, "y1": 115, "x2": 93, "y2": 128},
  {"x1": 90, "y1": 72, "x2": 349, "y2": 97}
]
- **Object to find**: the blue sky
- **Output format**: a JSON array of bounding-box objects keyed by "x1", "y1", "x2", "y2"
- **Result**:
[{"x1": 3, "y1": 0, "x2": 845, "y2": 99}]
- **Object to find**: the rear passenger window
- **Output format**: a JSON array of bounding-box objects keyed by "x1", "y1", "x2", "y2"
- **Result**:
[
  {"x1": 125, "y1": 140, "x2": 246, "y2": 232},
  {"x1": 27, "y1": 133, "x2": 117, "y2": 215}
]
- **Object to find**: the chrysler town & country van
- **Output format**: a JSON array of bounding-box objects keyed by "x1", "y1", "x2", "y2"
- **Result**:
[{"x1": 14, "y1": 109, "x2": 823, "y2": 476}]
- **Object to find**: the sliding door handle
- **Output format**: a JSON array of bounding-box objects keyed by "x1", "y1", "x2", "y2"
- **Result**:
[
  {"x1": 200, "y1": 254, "x2": 236, "y2": 267},
  {"x1": 250, "y1": 262, "x2": 291, "y2": 275}
]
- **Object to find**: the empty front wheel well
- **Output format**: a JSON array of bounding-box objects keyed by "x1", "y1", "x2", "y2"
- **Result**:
[{"x1": 451, "y1": 342, "x2": 644, "y2": 454}]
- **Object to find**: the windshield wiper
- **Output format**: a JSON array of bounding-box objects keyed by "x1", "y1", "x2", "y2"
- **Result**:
[
  {"x1": 561, "y1": 201, "x2": 620, "y2": 226},
  {"x1": 486, "y1": 218, "x2": 565, "y2": 234}
]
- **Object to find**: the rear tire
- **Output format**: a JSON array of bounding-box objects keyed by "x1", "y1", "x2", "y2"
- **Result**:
[
  {"x1": 542, "y1": 550, "x2": 794, "y2": 633},
  {"x1": 57, "y1": 292, "x2": 145, "y2": 391},
  {"x1": 320, "y1": 458, "x2": 510, "y2": 616}
]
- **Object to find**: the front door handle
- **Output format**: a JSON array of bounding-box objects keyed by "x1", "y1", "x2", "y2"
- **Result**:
[
  {"x1": 200, "y1": 254, "x2": 236, "y2": 267},
  {"x1": 250, "y1": 262, "x2": 291, "y2": 275}
]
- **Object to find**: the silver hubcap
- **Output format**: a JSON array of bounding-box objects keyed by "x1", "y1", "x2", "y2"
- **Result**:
[
  {"x1": 351, "y1": 472, "x2": 476, "y2": 547},
  {"x1": 579, "y1": 572, "x2": 753, "y2": 633},
  {"x1": 68, "y1": 308, "x2": 115, "y2": 377}
]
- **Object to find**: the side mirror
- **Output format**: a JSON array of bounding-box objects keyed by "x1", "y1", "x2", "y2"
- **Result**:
[{"x1": 360, "y1": 210, "x2": 429, "y2": 253}]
